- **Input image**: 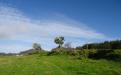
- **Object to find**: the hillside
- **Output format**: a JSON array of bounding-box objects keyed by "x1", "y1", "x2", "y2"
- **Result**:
[{"x1": 0, "y1": 55, "x2": 121, "y2": 75}]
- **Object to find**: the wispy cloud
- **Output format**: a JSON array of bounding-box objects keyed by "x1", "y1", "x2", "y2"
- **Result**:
[
  {"x1": 0, "y1": 6, "x2": 107, "y2": 53},
  {"x1": 0, "y1": 6, "x2": 106, "y2": 39}
]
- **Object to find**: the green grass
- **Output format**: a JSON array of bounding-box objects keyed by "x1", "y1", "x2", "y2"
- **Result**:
[{"x1": 0, "y1": 55, "x2": 121, "y2": 75}]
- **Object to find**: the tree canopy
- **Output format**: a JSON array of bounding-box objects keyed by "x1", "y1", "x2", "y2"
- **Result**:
[{"x1": 54, "y1": 36, "x2": 65, "y2": 48}]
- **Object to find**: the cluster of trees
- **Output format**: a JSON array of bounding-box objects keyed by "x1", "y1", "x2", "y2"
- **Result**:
[{"x1": 76, "y1": 40, "x2": 121, "y2": 50}]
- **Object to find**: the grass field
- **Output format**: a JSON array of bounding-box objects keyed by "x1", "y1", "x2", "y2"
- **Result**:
[{"x1": 0, "y1": 55, "x2": 121, "y2": 75}]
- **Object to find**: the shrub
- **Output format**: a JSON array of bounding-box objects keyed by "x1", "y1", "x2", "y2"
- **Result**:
[
  {"x1": 67, "y1": 50, "x2": 79, "y2": 56},
  {"x1": 47, "y1": 48, "x2": 68, "y2": 55},
  {"x1": 76, "y1": 49, "x2": 90, "y2": 59},
  {"x1": 88, "y1": 49, "x2": 121, "y2": 61}
]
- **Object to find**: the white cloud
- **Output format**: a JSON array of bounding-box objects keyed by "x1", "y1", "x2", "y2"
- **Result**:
[
  {"x1": 0, "y1": 6, "x2": 107, "y2": 53},
  {"x1": 0, "y1": 6, "x2": 106, "y2": 39}
]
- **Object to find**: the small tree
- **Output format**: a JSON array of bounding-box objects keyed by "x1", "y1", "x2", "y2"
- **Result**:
[
  {"x1": 54, "y1": 36, "x2": 64, "y2": 48},
  {"x1": 33, "y1": 43, "x2": 41, "y2": 51},
  {"x1": 64, "y1": 42, "x2": 72, "y2": 48}
]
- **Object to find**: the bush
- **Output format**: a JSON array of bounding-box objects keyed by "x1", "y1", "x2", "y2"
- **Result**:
[
  {"x1": 76, "y1": 50, "x2": 89, "y2": 59},
  {"x1": 88, "y1": 49, "x2": 121, "y2": 61},
  {"x1": 48, "y1": 48, "x2": 121, "y2": 61},
  {"x1": 48, "y1": 47, "x2": 79, "y2": 56},
  {"x1": 114, "y1": 49, "x2": 121, "y2": 55},
  {"x1": 47, "y1": 48, "x2": 68, "y2": 55}
]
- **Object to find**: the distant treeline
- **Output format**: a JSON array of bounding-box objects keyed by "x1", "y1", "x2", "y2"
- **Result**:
[{"x1": 76, "y1": 40, "x2": 121, "y2": 50}]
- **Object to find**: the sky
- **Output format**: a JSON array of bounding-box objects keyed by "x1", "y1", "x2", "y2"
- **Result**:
[{"x1": 0, "y1": 0, "x2": 121, "y2": 53}]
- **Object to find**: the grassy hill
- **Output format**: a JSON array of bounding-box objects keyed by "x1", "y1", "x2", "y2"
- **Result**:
[{"x1": 0, "y1": 55, "x2": 121, "y2": 75}]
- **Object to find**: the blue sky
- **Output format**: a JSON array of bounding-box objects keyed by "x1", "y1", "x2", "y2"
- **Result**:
[{"x1": 0, "y1": 0, "x2": 121, "y2": 53}]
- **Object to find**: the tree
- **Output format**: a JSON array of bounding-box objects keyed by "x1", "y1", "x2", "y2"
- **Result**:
[
  {"x1": 64, "y1": 42, "x2": 72, "y2": 48},
  {"x1": 54, "y1": 36, "x2": 65, "y2": 48},
  {"x1": 33, "y1": 43, "x2": 41, "y2": 51}
]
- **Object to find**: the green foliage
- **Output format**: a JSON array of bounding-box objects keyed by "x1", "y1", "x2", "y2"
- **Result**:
[
  {"x1": 77, "y1": 40, "x2": 121, "y2": 50},
  {"x1": 54, "y1": 36, "x2": 64, "y2": 48},
  {"x1": 0, "y1": 55, "x2": 121, "y2": 75},
  {"x1": 77, "y1": 50, "x2": 89, "y2": 59},
  {"x1": 114, "y1": 49, "x2": 121, "y2": 56},
  {"x1": 48, "y1": 48, "x2": 68, "y2": 55},
  {"x1": 67, "y1": 50, "x2": 79, "y2": 56},
  {"x1": 48, "y1": 47, "x2": 79, "y2": 56},
  {"x1": 48, "y1": 47, "x2": 121, "y2": 61},
  {"x1": 88, "y1": 49, "x2": 121, "y2": 61}
]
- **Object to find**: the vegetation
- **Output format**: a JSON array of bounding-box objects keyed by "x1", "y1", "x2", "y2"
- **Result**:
[
  {"x1": 0, "y1": 36, "x2": 121, "y2": 75},
  {"x1": 0, "y1": 55, "x2": 121, "y2": 75},
  {"x1": 54, "y1": 36, "x2": 65, "y2": 48},
  {"x1": 77, "y1": 40, "x2": 121, "y2": 50},
  {"x1": 33, "y1": 43, "x2": 42, "y2": 51}
]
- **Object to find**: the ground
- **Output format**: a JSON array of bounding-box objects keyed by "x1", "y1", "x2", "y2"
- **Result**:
[{"x1": 0, "y1": 55, "x2": 121, "y2": 75}]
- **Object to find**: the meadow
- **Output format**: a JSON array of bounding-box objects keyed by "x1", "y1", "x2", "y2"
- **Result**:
[{"x1": 0, "y1": 55, "x2": 121, "y2": 75}]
